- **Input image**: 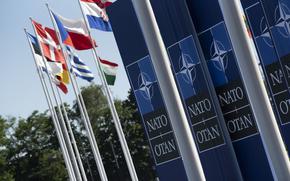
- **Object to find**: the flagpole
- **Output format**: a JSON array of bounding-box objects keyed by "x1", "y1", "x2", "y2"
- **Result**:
[
  {"x1": 76, "y1": 1, "x2": 139, "y2": 180},
  {"x1": 45, "y1": 5, "x2": 108, "y2": 181},
  {"x1": 70, "y1": 62, "x2": 110, "y2": 181},
  {"x1": 45, "y1": 63, "x2": 83, "y2": 181},
  {"x1": 24, "y1": 28, "x2": 76, "y2": 181},
  {"x1": 70, "y1": 60, "x2": 107, "y2": 181},
  {"x1": 69, "y1": 59, "x2": 109, "y2": 181},
  {"x1": 70, "y1": 68, "x2": 109, "y2": 178},
  {"x1": 56, "y1": 86, "x2": 88, "y2": 181},
  {"x1": 131, "y1": 0, "x2": 206, "y2": 180},
  {"x1": 218, "y1": 0, "x2": 290, "y2": 179},
  {"x1": 30, "y1": 18, "x2": 82, "y2": 181},
  {"x1": 42, "y1": 70, "x2": 80, "y2": 181}
]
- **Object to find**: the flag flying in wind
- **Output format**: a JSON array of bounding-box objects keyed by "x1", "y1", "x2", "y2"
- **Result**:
[
  {"x1": 28, "y1": 33, "x2": 68, "y2": 94},
  {"x1": 31, "y1": 20, "x2": 65, "y2": 63},
  {"x1": 80, "y1": 0, "x2": 112, "y2": 32},
  {"x1": 81, "y1": 0, "x2": 113, "y2": 9},
  {"x1": 67, "y1": 47, "x2": 94, "y2": 82},
  {"x1": 28, "y1": 33, "x2": 63, "y2": 75},
  {"x1": 99, "y1": 58, "x2": 118, "y2": 85},
  {"x1": 51, "y1": 75, "x2": 69, "y2": 94},
  {"x1": 50, "y1": 11, "x2": 96, "y2": 50},
  {"x1": 31, "y1": 20, "x2": 70, "y2": 85}
]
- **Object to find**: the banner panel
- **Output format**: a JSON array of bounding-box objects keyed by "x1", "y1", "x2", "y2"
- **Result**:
[
  {"x1": 241, "y1": 0, "x2": 290, "y2": 158},
  {"x1": 109, "y1": 0, "x2": 242, "y2": 180},
  {"x1": 186, "y1": 0, "x2": 274, "y2": 180}
]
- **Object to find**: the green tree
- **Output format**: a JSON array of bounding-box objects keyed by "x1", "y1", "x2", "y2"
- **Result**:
[
  {"x1": 73, "y1": 84, "x2": 156, "y2": 181},
  {"x1": 0, "y1": 116, "x2": 13, "y2": 181},
  {"x1": 1, "y1": 84, "x2": 157, "y2": 181},
  {"x1": 6, "y1": 111, "x2": 68, "y2": 181}
]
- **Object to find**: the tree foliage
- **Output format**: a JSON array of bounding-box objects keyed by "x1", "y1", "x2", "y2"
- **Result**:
[
  {"x1": 0, "y1": 85, "x2": 156, "y2": 181},
  {"x1": 0, "y1": 116, "x2": 13, "y2": 181},
  {"x1": 5, "y1": 112, "x2": 68, "y2": 181}
]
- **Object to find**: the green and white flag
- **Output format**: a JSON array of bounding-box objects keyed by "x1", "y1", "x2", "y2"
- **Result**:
[{"x1": 100, "y1": 58, "x2": 118, "y2": 85}]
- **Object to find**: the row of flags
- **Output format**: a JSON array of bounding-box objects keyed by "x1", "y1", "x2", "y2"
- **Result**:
[
  {"x1": 27, "y1": 0, "x2": 118, "y2": 95},
  {"x1": 28, "y1": 33, "x2": 69, "y2": 93},
  {"x1": 26, "y1": 2, "x2": 140, "y2": 181}
]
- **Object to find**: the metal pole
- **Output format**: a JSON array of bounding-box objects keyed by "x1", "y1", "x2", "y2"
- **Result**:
[
  {"x1": 46, "y1": 65, "x2": 82, "y2": 181},
  {"x1": 24, "y1": 29, "x2": 76, "y2": 181},
  {"x1": 109, "y1": 140, "x2": 120, "y2": 169},
  {"x1": 42, "y1": 55, "x2": 82, "y2": 181},
  {"x1": 30, "y1": 18, "x2": 80, "y2": 181},
  {"x1": 76, "y1": 1, "x2": 139, "y2": 180},
  {"x1": 218, "y1": 0, "x2": 290, "y2": 179},
  {"x1": 72, "y1": 69, "x2": 109, "y2": 181},
  {"x1": 69, "y1": 59, "x2": 108, "y2": 181},
  {"x1": 56, "y1": 87, "x2": 88, "y2": 181},
  {"x1": 45, "y1": 5, "x2": 108, "y2": 181},
  {"x1": 42, "y1": 71, "x2": 78, "y2": 181},
  {"x1": 131, "y1": 1, "x2": 206, "y2": 180},
  {"x1": 44, "y1": 74, "x2": 81, "y2": 181}
]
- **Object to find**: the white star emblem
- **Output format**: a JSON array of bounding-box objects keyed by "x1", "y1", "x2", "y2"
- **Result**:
[
  {"x1": 210, "y1": 40, "x2": 228, "y2": 72},
  {"x1": 275, "y1": 2, "x2": 290, "y2": 38},
  {"x1": 179, "y1": 53, "x2": 196, "y2": 85},
  {"x1": 138, "y1": 72, "x2": 154, "y2": 100}
]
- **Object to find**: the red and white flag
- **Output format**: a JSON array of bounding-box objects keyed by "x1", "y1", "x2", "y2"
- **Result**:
[
  {"x1": 81, "y1": 0, "x2": 113, "y2": 9},
  {"x1": 31, "y1": 20, "x2": 70, "y2": 84},
  {"x1": 31, "y1": 20, "x2": 65, "y2": 64}
]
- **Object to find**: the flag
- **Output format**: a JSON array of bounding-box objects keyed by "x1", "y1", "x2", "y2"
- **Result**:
[
  {"x1": 28, "y1": 33, "x2": 63, "y2": 75},
  {"x1": 42, "y1": 27, "x2": 70, "y2": 85},
  {"x1": 80, "y1": 0, "x2": 112, "y2": 32},
  {"x1": 28, "y1": 33, "x2": 68, "y2": 94},
  {"x1": 81, "y1": 0, "x2": 113, "y2": 9},
  {"x1": 31, "y1": 20, "x2": 65, "y2": 63},
  {"x1": 50, "y1": 11, "x2": 96, "y2": 50},
  {"x1": 31, "y1": 20, "x2": 70, "y2": 84},
  {"x1": 100, "y1": 58, "x2": 118, "y2": 85},
  {"x1": 67, "y1": 47, "x2": 94, "y2": 82},
  {"x1": 51, "y1": 75, "x2": 69, "y2": 94}
]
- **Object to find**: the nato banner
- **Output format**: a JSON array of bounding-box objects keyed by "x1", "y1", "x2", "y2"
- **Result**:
[
  {"x1": 108, "y1": 1, "x2": 187, "y2": 180},
  {"x1": 186, "y1": 0, "x2": 273, "y2": 180},
  {"x1": 240, "y1": 0, "x2": 290, "y2": 158},
  {"x1": 108, "y1": 0, "x2": 242, "y2": 180}
]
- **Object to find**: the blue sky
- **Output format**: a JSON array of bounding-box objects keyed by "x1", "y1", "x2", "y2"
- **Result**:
[{"x1": 0, "y1": 0, "x2": 130, "y2": 118}]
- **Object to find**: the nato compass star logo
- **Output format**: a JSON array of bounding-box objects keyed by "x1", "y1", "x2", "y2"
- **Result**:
[
  {"x1": 138, "y1": 72, "x2": 154, "y2": 100},
  {"x1": 210, "y1": 40, "x2": 229, "y2": 73},
  {"x1": 274, "y1": 2, "x2": 290, "y2": 38},
  {"x1": 260, "y1": 17, "x2": 274, "y2": 47},
  {"x1": 178, "y1": 53, "x2": 197, "y2": 85}
]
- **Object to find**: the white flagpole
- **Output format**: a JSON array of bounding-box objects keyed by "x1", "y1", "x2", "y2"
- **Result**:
[
  {"x1": 218, "y1": 0, "x2": 290, "y2": 179},
  {"x1": 70, "y1": 68, "x2": 109, "y2": 178},
  {"x1": 43, "y1": 72, "x2": 80, "y2": 181},
  {"x1": 76, "y1": 1, "x2": 139, "y2": 180},
  {"x1": 131, "y1": 0, "x2": 206, "y2": 180},
  {"x1": 69, "y1": 60, "x2": 109, "y2": 181},
  {"x1": 24, "y1": 28, "x2": 76, "y2": 181},
  {"x1": 109, "y1": 140, "x2": 120, "y2": 169},
  {"x1": 48, "y1": 78, "x2": 82, "y2": 181},
  {"x1": 56, "y1": 87, "x2": 88, "y2": 181},
  {"x1": 30, "y1": 18, "x2": 82, "y2": 181},
  {"x1": 45, "y1": 5, "x2": 108, "y2": 181}
]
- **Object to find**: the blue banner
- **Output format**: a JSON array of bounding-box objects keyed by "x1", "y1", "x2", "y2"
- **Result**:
[
  {"x1": 241, "y1": 0, "x2": 290, "y2": 159},
  {"x1": 186, "y1": 0, "x2": 274, "y2": 180},
  {"x1": 108, "y1": 1, "x2": 187, "y2": 180},
  {"x1": 109, "y1": 0, "x2": 242, "y2": 180},
  {"x1": 167, "y1": 36, "x2": 225, "y2": 152}
]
